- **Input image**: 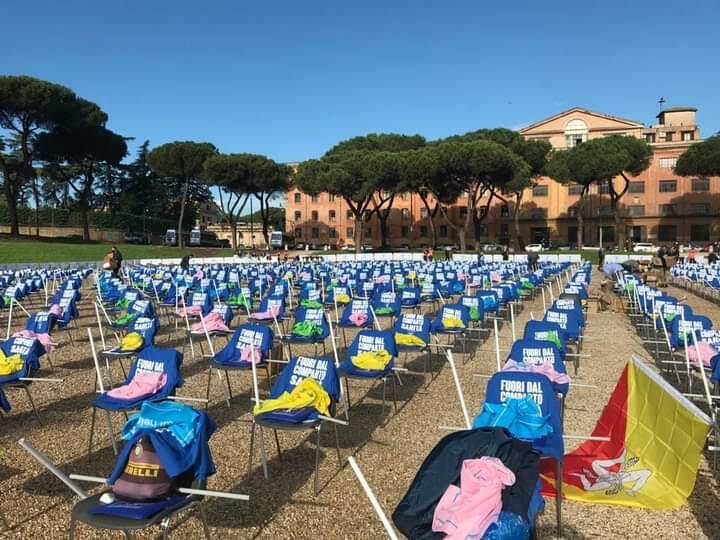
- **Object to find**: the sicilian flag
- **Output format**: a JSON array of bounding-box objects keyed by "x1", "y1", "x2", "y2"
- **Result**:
[{"x1": 541, "y1": 355, "x2": 712, "y2": 509}]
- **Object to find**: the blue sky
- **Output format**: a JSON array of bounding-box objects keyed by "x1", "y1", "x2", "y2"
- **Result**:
[{"x1": 4, "y1": 0, "x2": 719, "y2": 166}]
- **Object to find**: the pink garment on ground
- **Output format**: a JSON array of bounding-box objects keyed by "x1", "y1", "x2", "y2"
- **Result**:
[
  {"x1": 432, "y1": 457, "x2": 515, "y2": 539},
  {"x1": 194, "y1": 271, "x2": 204, "y2": 279},
  {"x1": 490, "y1": 272, "x2": 502, "y2": 284},
  {"x1": 250, "y1": 306, "x2": 281, "y2": 320},
  {"x1": 457, "y1": 272, "x2": 465, "y2": 280},
  {"x1": 191, "y1": 313, "x2": 231, "y2": 334},
  {"x1": 176, "y1": 305, "x2": 202, "y2": 318},
  {"x1": 348, "y1": 312, "x2": 368, "y2": 327},
  {"x1": 106, "y1": 370, "x2": 167, "y2": 400},
  {"x1": 49, "y1": 304, "x2": 63, "y2": 317},
  {"x1": 502, "y1": 358, "x2": 571, "y2": 385},
  {"x1": 239, "y1": 345, "x2": 264, "y2": 364},
  {"x1": 688, "y1": 342, "x2": 719, "y2": 368},
  {"x1": 13, "y1": 330, "x2": 57, "y2": 354}
]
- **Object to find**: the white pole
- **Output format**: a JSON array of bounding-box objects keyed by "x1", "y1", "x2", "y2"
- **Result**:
[
  {"x1": 249, "y1": 341, "x2": 261, "y2": 406},
  {"x1": 19, "y1": 439, "x2": 88, "y2": 499},
  {"x1": 347, "y1": 456, "x2": 400, "y2": 540},
  {"x1": 509, "y1": 302, "x2": 516, "y2": 342},
  {"x1": 5, "y1": 298, "x2": 14, "y2": 340},
  {"x1": 445, "y1": 349, "x2": 471, "y2": 429},
  {"x1": 691, "y1": 331, "x2": 717, "y2": 424},
  {"x1": 493, "y1": 318, "x2": 502, "y2": 372},
  {"x1": 541, "y1": 286, "x2": 547, "y2": 312},
  {"x1": 88, "y1": 328, "x2": 105, "y2": 394},
  {"x1": 94, "y1": 302, "x2": 107, "y2": 351}
]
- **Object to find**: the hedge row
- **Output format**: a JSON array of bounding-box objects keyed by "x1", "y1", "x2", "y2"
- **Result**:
[{"x1": 0, "y1": 204, "x2": 175, "y2": 234}]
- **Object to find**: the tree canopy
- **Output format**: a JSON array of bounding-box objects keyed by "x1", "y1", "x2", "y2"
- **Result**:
[
  {"x1": 675, "y1": 134, "x2": 720, "y2": 177},
  {"x1": 0, "y1": 75, "x2": 107, "y2": 236},
  {"x1": 147, "y1": 141, "x2": 217, "y2": 247}
]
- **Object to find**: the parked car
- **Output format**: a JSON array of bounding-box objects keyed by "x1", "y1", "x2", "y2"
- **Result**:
[
  {"x1": 339, "y1": 245, "x2": 356, "y2": 251},
  {"x1": 633, "y1": 242, "x2": 659, "y2": 254},
  {"x1": 554, "y1": 242, "x2": 575, "y2": 251},
  {"x1": 479, "y1": 243, "x2": 505, "y2": 253},
  {"x1": 218, "y1": 239, "x2": 231, "y2": 248},
  {"x1": 525, "y1": 243, "x2": 544, "y2": 253},
  {"x1": 123, "y1": 232, "x2": 148, "y2": 244}
]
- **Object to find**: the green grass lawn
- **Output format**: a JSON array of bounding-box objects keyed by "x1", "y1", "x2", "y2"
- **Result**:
[{"x1": 0, "y1": 237, "x2": 234, "y2": 264}]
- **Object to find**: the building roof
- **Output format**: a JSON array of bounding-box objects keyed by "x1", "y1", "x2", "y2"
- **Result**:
[
  {"x1": 656, "y1": 106, "x2": 698, "y2": 117},
  {"x1": 519, "y1": 107, "x2": 645, "y2": 133}
]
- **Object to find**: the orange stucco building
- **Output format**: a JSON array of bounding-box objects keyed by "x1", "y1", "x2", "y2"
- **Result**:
[{"x1": 285, "y1": 106, "x2": 718, "y2": 248}]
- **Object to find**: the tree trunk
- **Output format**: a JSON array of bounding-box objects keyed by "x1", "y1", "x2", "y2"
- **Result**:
[
  {"x1": 3, "y1": 175, "x2": 20, "y2": 236},
  {"x1": 612, "y1": 195, "x2": 624, "y2": 251},
  {"x1": 576, "y1": 197, "x2": 585, "y2": 249},
  {"x1": 457, "y1": 228, "x2": 467, "y2": 252},
  {"x1": 177, "y1": 177, "x2": 189, "y2": 248},
  {"x1": 354, "y1": 215, "x2": 363, "y2": 254},
  {"x1": 32, "y1": 177, "x2": 41, "y2": 237},
  {"x1": 230, "y1": 220, "x2": 238, "y2": 250},
  {"x1": 513, "y1": 193, "x2": 524, "y2": 251}
]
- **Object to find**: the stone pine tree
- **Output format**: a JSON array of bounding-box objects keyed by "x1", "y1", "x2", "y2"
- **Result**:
[
  {"x1": 0, "y1": 75, "x2": 106, "y2": 236},
  {"x1": 147, "y1": 141, "x2": 217, "y2": 248},
  {"x1": 203, "y1": 153, "x2": 256, "y2": 250},
  {"x1": 675, "y1": 134, "x2": 720, "y2": 177},
  {"x1": 36, "y1": 125, "x2": 128, "y2": 241}
]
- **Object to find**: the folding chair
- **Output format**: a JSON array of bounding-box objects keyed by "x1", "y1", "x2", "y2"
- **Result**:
[
  {"x1": 371, "y1": 289, "x2": 402, "y2": 329},
  {"x1": 69, "y1": 403, "x2": 218, "y2": 540},
  {"x1": 248, "y1": 355, "x2": 342, "y2": 494},
  {"x1": 481, "y1": 371, "x2": 565, "y2": 535},
  {"x1": 337, "y1": 299, "x2": 376, "y2": 349},
  {"x1": 0, "y1": 335, "x2": 47, "y2": 418},
  {"x1": 207, "y1": 323, "x2": 274, "y2": 407},
  {"x1": 339, "y1": 329, "x2": 400, "y2": 422},
  {"x1": 89, "y1": 346, "x2": 184, "y2": 455},
  {"x1": 430, "y1": 304, "x2": 470, "y2": 353}
]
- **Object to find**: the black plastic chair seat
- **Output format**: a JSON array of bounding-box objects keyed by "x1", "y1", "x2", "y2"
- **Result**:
[{"x1": 71, "y1": 492, "x2": 198, "y2": 531}]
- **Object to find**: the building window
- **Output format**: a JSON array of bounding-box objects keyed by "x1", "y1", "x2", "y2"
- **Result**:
[
  {"x1": 479, "y1": 207, "x2": 488, "y2": 217},
  {"x1": 659, "y1": 180, "x2": 677, "y2": 193},
  {"x1": 346, "y1": 210, "x2": 354, "y2": 220},
  {"x1": 565, "y1": 119, "x2": 588, "y2": 148},
  {"x1": 294, "y1": 193, "x2": 302, "y2": 203},
  {"x1": 365, "y1": 227, "x2": 372, "y2": 237},
  {"x1": 420, "y1": 225, "x2": 428, "y2": 237},
  {"x1": 682, "y1": 131, "x2": 694, "y2": 142},
  {"x1": 598, "y1": 183, "x2": 611, "y2": 194},
  {"x1": 532, "y1": 185, "x2": 549, "y2": 197},
  {"x1": 530, "y1": 208, "x2": 548, "y2": 219},
  {"x1": 568, "y1": 184, "x2": 584, "y2": 195},
  {"x1": 311, "y1": 227, "x2": 319, "y2": 238},
  {"x1": 628, "y1": 205, "x2": 645, "y2": 217},
  {"x1": 691, "y1": 224, "x2": 710, "y2": 242},
  {"x1": 459, "y1": 207, "x2": 468, "y2": 217},
  {"x1": 658, "y1": 225, "x2": 677, "y2": 242},
  {"x1": 420, "y1": 207, "x2": 429, "y2": 218},
  {"x1": 311, "y1": 194, "x2": 320, "y2": 203},
  {"x1": 400, "y1": 193, "x2": 408, "y2": 201},
  {"x1": 294, "y1": 227, "x2": 302, "y2": 238},
  {"x1": 500, "y1": 204, "x2": 509, "y2": 217},
  {"x1": 329, "y1": 209, "x2": 336, "y2": 221},
  {"x1": 692, "y1": 177, "x2": 710, "y2": 192},
  {"x1": 401, "y1": 208, "x2": 410, "y2": 220},
  {"x1": 329, "y1": 228, "x2": 337, "y2": 238},
  {"x1": 659, "y1": 204, "x2": 676, "y2": 216},
  {"x1": 689, "y1": 203, "x2": 710, "y2": 215},
  {"x1": 568, "y1": 208, "x2": 578, "y2": 217},
  {"x1": 311, "y1": 210, "x2": 319, "y2": 221},
  {"x1": 645, "y1": 133, "x2": 656, "y2": 143},
  {"x1": 401, "y1": 226, "x2": 410, "y2": 236},
  {"x1": 439, "y1": 225, "x2": 448, "y2": 237},
  {"x1": 628, "y1": 181, "x2": 645, "y2": 193},
  {"x1": 328, "y1": 194, "x2": 335, "y2": 202},
  {"x1": 665, "y1": 132, "x2": 674, "y2": 142},
  {"x1": 599, "y1": 206, "x2": 613, "y2": 217},
  {"x1": 294, "y1": 210, "x2": 301, "y2": 221},
  {"x1": 659, "y1": 158, "x2": 677, "y2": 169},
  {"x1": 346, "y1": 227, "x2": 354, "y2": 237}
]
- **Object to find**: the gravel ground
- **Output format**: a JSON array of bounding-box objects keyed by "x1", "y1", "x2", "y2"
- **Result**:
[{"x1": 1, "y1": 268, "x2": 718, "y2": 539}]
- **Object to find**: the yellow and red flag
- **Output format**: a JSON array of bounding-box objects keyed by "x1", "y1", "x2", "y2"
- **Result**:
[{"x1": 541, "y1": 355, "x2": 712, "y2": 509}]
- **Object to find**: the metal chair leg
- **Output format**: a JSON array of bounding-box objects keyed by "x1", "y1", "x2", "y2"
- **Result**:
[
  {"x1": 314, "y1": 424, "x2": 322, "y2": 495},
  {"x1": 198, "y1": 503, "x2": 212, "y2": 540},
  {"x1": 88, "y1": 406, "x2": 97, "y2": 454},
  {"x1": 23, "y1": 386, "x2": 41, "y2": 421},
  {"x1": 273, "y1": 429, "x2": 282, "y2": 460}
]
